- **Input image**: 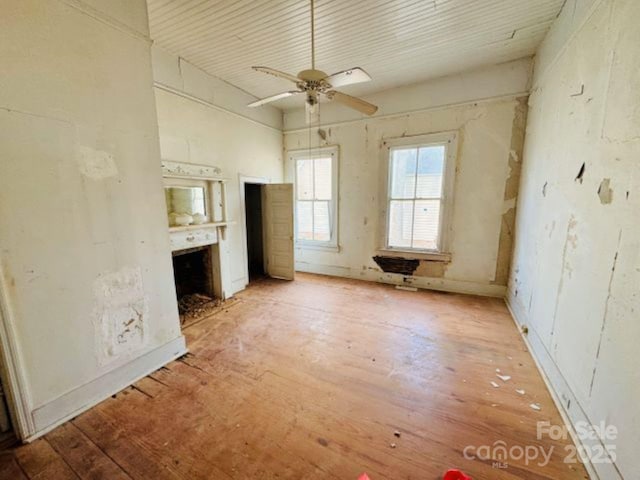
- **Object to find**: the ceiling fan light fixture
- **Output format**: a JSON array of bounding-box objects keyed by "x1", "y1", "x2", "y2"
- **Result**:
[{"x1": 246, "y1": 0, "x2": 378, "y2": 121}]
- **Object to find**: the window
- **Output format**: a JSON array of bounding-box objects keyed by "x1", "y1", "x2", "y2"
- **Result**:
[
  {"x1": 291, "y1": 147, "x2": 338, "y2": 249},
  {"x1": 384, "y1": 132, "x2": 457, "y2": 253}
]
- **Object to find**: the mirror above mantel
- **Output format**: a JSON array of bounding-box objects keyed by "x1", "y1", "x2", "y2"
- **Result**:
[
  {"x1": 165, "y1": 185, "x2": 207, "y2": 226},
  {"x1": 161, "y1": 160, "x2": 231, "y2": 249}
]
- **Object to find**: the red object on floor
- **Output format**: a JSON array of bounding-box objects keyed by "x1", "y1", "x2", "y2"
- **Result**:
[
  {"x1": 443, "y1": 469, "x2": 472, "y2": 480},
  {"x1": 358, "y1": 474, "x2": 371, "y2": 480}
]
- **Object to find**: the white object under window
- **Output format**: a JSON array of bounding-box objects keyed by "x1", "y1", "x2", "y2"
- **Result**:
[
  {"x1": 290, "y1": 147, "x2": 339, "y2": 250},
  {"x1": 383, "y1": 132, "x2": 457, "y2": 255}
]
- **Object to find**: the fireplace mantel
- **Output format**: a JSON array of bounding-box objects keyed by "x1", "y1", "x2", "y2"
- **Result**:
[{"x1": 162, "y1": 161, "x2": 233, "y2": 299}]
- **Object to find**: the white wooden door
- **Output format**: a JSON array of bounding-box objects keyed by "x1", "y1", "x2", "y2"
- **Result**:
[{"x1": 262, "y1": 184, "x2": 295, "y2": 280}]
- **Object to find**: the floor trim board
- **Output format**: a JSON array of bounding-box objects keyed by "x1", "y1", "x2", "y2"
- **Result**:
[
  {"x1": 27, "y1": 336, "x2": 187, "y2": 442},
  {"x1": 295, "y1": 262, "x2": 507, "y2": 297},
  {"x1": 505, "y1": 295, "x2": 622, "y2": 480}
]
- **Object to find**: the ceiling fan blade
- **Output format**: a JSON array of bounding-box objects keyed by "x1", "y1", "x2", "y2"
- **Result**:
[
  {"x1": 324, "y1": 67, "x2": 372, "y2": 88},
  {"x1": 326, "y1": 90, "x2": 378, "y2": 116},
  {"x1": 251, "y1": 66, "x2": 301, "y2": 84},
  {"x1": 248, "y1": 90, "x2": 303, "y2": 108}
]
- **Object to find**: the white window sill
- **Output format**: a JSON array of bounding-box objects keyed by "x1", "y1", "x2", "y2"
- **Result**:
[
  {"x1": 296, "y1": 243, "x2": 340, "y2": 253},
  {"x1": 376, "y1": 249, "x2": 451, "y2": 262}
]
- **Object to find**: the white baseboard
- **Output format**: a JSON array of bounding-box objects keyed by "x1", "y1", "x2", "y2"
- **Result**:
[
  {"x1": 295, "y1": 261, "x2": 507, "y2": 297},
  {"x1": 505, "y1": 296, "x2": 622, "y2": 480},
  {"x1": 27, "y1": 335, "x2": 187, "y2": 441}
]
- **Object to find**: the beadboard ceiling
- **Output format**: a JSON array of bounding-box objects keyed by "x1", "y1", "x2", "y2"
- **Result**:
[{"x1": 147, "y1": 0, "x2": 564, "y2": 110}]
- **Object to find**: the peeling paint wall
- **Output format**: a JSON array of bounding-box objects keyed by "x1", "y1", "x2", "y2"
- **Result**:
[
  {"x1": 509, "y1": 1, "x2": 639, "y2": 478},
  {"x1": 93, "y1": 267, "x2": 147, "y2": 365},
  {"x1": 284, "y1": 63, "x2": 529, "y2": 296},
  {"x1": 0, "y1": 0, "x2": 183, "y2": 435},
  {"x1": 151, "y1": 46, "x2": 284, "y2": 294}
]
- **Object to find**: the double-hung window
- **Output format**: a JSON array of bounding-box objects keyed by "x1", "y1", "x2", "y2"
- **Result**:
[
  {"x1": 384, "y1": 132, "x2": 457, "y2": 254},
  {"x1": 291, "y1": 147, "x2": 338, "y2": 249}
]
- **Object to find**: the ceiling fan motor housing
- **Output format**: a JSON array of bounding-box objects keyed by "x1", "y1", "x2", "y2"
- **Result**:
[{"x1": 297, "y1": 69, "x2": 332, "y2": 92}]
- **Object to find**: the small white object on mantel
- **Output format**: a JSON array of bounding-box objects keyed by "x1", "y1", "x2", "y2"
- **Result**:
[{"x1": 192, "y1": 212, "x2": 206, "y2": 225}]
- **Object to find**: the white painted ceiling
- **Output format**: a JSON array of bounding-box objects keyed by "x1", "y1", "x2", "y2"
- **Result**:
[{"x1": 147, "y1": 0, "x2": 564, "y2": 110}]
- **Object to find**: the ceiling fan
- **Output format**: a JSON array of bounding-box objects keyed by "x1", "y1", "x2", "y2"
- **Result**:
[{"x1": 247, "y1": 0, "x2": 378, "y2": 121}]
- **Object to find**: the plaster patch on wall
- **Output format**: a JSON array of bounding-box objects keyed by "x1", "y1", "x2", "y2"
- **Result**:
[
  {"x1": 414, "y1": 260, "x2": 447, "y2": 278},
  {"x1": 501, "y1": 197, "x2": 517, "y2": 215},
  {"x1": 93, "y1": 266, "x2": 147, "y2": 365},
  {"x1": 566, "y1": 216, "x2": 579, "y2": 250},
  {"x1": 597, "y1": 178, "x2": 613, "y2": 204},
  {"x1": 493, "y1": 97, "x2": 527, "y2": 285},
  {"x1": 76, "y1": 145, "x2": 118, "y2": 180}
]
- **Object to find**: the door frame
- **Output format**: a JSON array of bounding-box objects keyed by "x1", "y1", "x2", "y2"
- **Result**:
[
  {"x1": 239, "y1": 174, "x2": 270, "y2": 287},
  {"x1": 0, "y1": 263, "x2": 35, "y2": 439}
]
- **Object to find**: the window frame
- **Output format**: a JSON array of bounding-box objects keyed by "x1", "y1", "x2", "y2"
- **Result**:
[
  {"x1": 381, "y1": 131, "x2": 458, "y2": 257},
  {"x1": 289, "y1": 146, "x2": 339, "y2": 251}
]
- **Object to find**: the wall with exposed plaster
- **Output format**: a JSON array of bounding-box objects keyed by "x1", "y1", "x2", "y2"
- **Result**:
[
  {"x1": 0, "y1": 0, "x2": 185, "y2": 439},
  {"x1": 283, "y1": 60, "x2": 530, "y2": 296},
  {"x1": 151, "y1": 46, "x2": 284, "y2": 294},
  {"x1": 508, "y1": 0, "x2": 638, "y2": 478}
]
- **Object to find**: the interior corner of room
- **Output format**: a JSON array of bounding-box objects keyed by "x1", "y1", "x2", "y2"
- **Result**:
[{"x1": 0, "y1": 0, "x2": 636, "y2": 479}]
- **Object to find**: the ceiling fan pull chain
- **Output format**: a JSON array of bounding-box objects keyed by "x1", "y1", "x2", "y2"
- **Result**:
[{"x1": 310, "y1": 0, "x2": 315, "y2": 70}]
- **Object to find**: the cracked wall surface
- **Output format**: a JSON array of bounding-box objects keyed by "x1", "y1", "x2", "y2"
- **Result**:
[
  {"x1": 0, "y1": 0, "x2": 182, "y2": 426},
  {"x1": 284, "y1": 92, "x2": 527, "y2": 297},
  {"x1": 508, "y1": 1, "x2": 639, "y2": 478}
]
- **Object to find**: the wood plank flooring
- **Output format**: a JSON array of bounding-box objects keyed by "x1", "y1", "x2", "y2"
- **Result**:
[{"x1": 0, "y1": 273, "x2": 589, "y2": 479}]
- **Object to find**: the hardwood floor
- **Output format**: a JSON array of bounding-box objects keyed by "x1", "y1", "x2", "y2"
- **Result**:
[{"x1": 0, "y1": 273, "x2": 588, "y2": 479}]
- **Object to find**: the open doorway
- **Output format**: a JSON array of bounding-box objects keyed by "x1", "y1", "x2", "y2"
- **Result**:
[{"x1": 244, "y1": 183, "x2": 265, "y2": 281}]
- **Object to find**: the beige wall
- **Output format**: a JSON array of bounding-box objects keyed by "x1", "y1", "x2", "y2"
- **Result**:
[
  {"x1": 509, "y1": 0, "x2": 639, "y2": 478},
  {"x1": 283, "y1": 63, "x2": 529, "y2": 296},
  {"x1": 151, "y1": 47, "x2": 284, "y2": 294},
  {"x1": 0, "y1": 0, "x2": 185, "y2": 438}
]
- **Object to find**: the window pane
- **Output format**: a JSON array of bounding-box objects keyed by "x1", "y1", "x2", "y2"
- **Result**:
[
  {"x1": 296, "y1": 201, "x2": 313, "y2": 240},
  {"x1": 313, "y1": 201, "x2": 330, "y2": 241},
  {"x1": 388, "y1": 200, "x2": 414, "y2": 248},
  {"x1": 412, "y1": 200, "x2": 441, "y2": 250},
  {"x1": 296, "y1": 159, "x2": 313, "y2": 200},
  {"x1": 416, "y1": 146, "x2": 445, "y2": 198},
  {"x1": 390, "y1": 148, "x2": 417, "y2": 199},
  {"x1": 314, "y1": 157, "x2": 332, "y2": 200}
]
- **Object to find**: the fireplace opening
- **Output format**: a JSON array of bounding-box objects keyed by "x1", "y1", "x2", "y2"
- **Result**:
[{"x1": 172, "y1": 246, "x2": 220, "y2": 326}]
